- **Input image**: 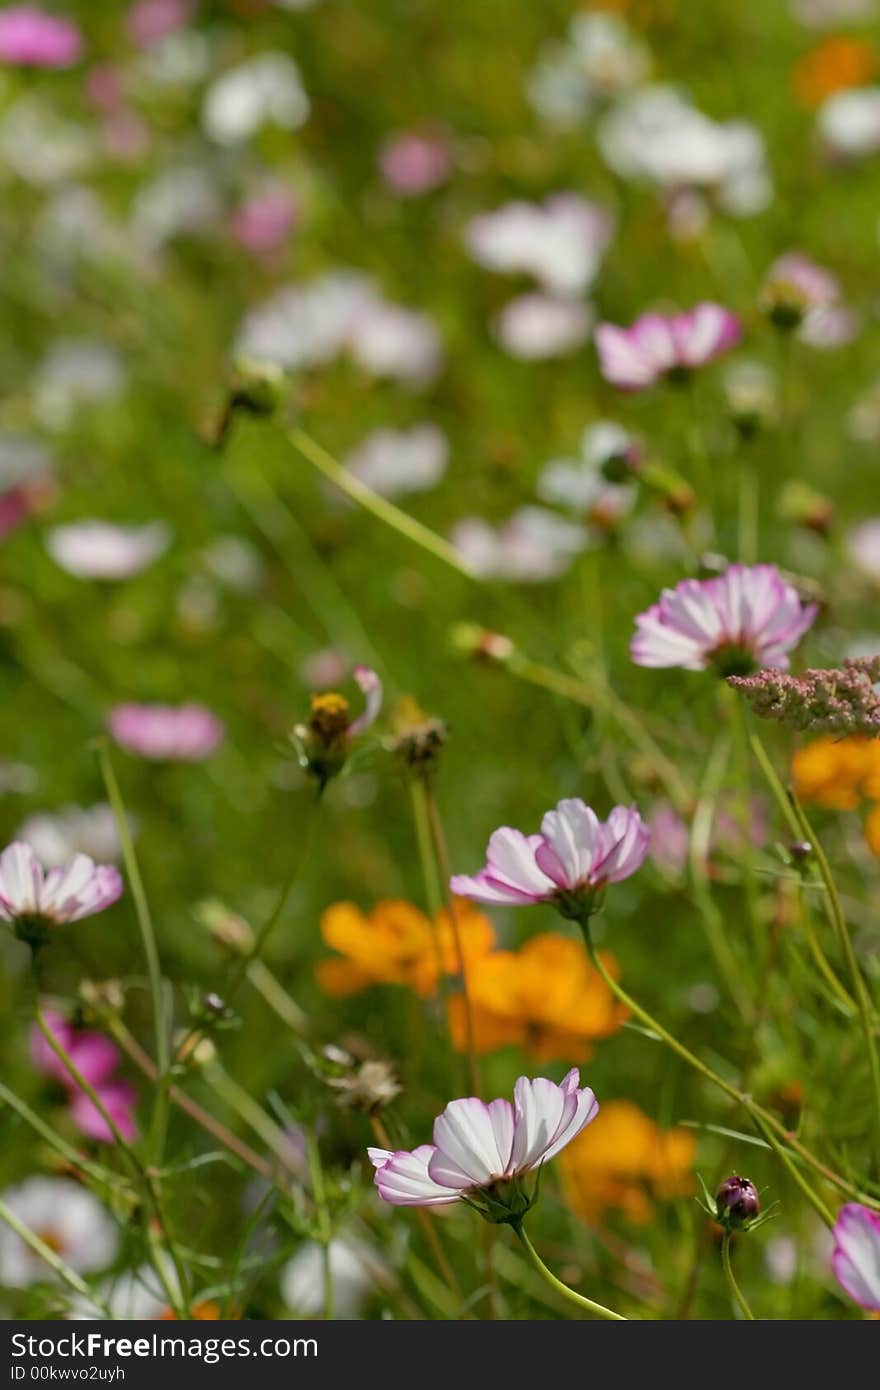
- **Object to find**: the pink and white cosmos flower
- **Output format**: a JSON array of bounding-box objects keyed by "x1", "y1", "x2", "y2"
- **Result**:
[
  {"x1": 369, "y1": 1069, "x2": 598, "y2": 1213},
  {"x1": 0, "y1": 7, "x2": 82, "y2": 67},
  {"x1": 0, "y1": 841, "x2": 122, "y2": 929},
  {"x1": 595, "y1": 303, "x2": 741, "y2": 391},
  {"x1": 108, "y1": 702, "x2": 224, "y2": 760},
  {"x1": 631, "y1": 563, "x2": 818, "y2": 675},
  {"x1": 450, "y1": 799, "x2": 648, "y2": 915},
  {"x1": 831, "y1": 1204, "x2": 880, "y2": 1311}
]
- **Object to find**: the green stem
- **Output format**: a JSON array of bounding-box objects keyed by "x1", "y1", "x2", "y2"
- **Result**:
[
  {"x1": 96, "y1": 740, "x2": 169, "y2": 1160},
  {"x1": 202, "y1": 1061, "x2": 298, "y2": 1170},
  {"x1": 751, "y1": 1113, "x2": 836, "y2": 1230},
  {"x1": 410, "y1": 778, "x2": 449, "y2": 1012},
  {"x1": 582, "y1": 937, "x2": 878, "y2": 1208},
  {"x1": 289, "y1": 427, "x2": 475, "y2": 581},
  {"x1": 0, "y1": 1079, "x2": 129, "y2": 1192},
  {"x1": 514, "y1": 1225, "x2": 627, "y2": 1320},
  {"x1": 789, "y1": 795, "x2": 880, "y2": 1166},
  {"x1": 305, "y1": 1126, "x2": 334, "y2": 1320},
  {"x1": 0, "y1": 1198, "x2": 114, "y2": 1317},
  {"x1": 721, "y1": 1233, "x2": 755, "y2": 1320}
]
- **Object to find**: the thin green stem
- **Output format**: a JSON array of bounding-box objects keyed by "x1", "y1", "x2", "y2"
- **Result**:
[
  {"x1": 304, "y1": 1126, "x2": 334, "y2": 1320},
  {"x1": 289, "y1": 427, "x2": 475, "y2": 581},
  {"x1": 96, "y1": 740, "x2": 169, "y2": 1160},
  {"x1": 202, "y1": 1061, "x2": 298, "y2": 1170},
  {"x1": 751, "y1": 1113, "x2": 836, "y2": 1230},
  {"x1": 514, "y1": 1225, "x2": 627, "y2": 1320},
  {"x1": 789, "y1": 794, "x2": 880, "y2": 1166},
  {"x1": 0, "y1": 1198, "x2": 114, "y2": 1317},
  {"x1": 721, "y1": 1233, "x2": 755, "y2": 1320},
  {"x1": 582, "y1": 936, "x2": 879, "y2": 1208},
  {"x1": 0, "y1": 1079, "x2": 129, "y2": 1192},
  {"x1": 410, "y1": 778, "x2": 449, "y2": 1011}
]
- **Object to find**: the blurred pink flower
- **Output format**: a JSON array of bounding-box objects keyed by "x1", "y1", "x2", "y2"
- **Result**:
[
  {"x1": 595, "y1": 303, "x2": 741, "y2": 390},
  {"x1": 231, "y1": 185, "x2": 298, "y2": 253},
  {"x1": 30, "y1": 1010, "x2": 138, "y2": 1145},
  {"x1": 0, "y1": 842, "x2": 122, "y2": 934},
  {"x1": 631, "y1": 563, "x2": 817, "y2": 674},
  {"x1": 370, "y1": 1069, "x2": 598, "y2": 1210},
  {"x1": 379, "y1": 131, "x2": 452, "y2": 196},
  {"x1": 127, "y1": 0, "x2": 193, "y2": 48},
  {"x1": 831, "y1": 1204, "x2": 880, "y2": 1311},
  {"x1": 0, "y1": 7, "x2": 82, "y2": 67},
  {"x1": 108, "y1": 702, "x2": 224, "y2": 760},
  {"x1": 495, "y1": 293, "x2": 592, "y2": 360},
  {"x1": 451, "y1": 798, "x2": 648, "y2": 915},
  {"x1": 0, "y1": 486, "x2": 34, "y2": 539}
]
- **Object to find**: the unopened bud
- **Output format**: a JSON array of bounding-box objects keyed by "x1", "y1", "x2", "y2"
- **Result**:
[{"x1": 715, "y1": 1175, "x2": 761, "y2": 1230}]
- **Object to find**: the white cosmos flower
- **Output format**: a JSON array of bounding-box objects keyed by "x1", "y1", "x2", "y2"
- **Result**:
[
  {"x1": 34, "y1": 341, "x2": 126, "y2": 431},
  {"x1": 131, "y1": 165, "x2": 222, "y2": 252},
  {"x1": 465, "y1": 194, "x2": 613, "y2": 295},
  {"x1": 0, "y1": 1178, "x2": 118, "y2": 1287},
  {"x1": 16, "y1": 804, "x2": 125, "y2": 869},
  {"x1": 46, "y1": 521, "x2": 170, "y2": 580},
  {"x1": 527, "y1": 13, "x2": 651, "y2": 127},
  {"x1": 202, "y1": 53, "x2": 309, "y2": 146},
  {"x1": 0, "y1": 98, "x2": 93, "y2": 186},
  {"x1": 281, "y1": 1239, "x2": 377, "y2": 1318},
  {"x1": 599, "y1": 86, "x2": 772, "y2": 216},
  {"x1": 0, "y1": 841, "x2": 123, "y2": 932},
  {"x1": 817, "y1": 86, "x2": 880, "y2": 158},
  {"x1": 451, "y1": 507, "x2": 589, "y2": 583},
  {"x1": 537, "y1": 422, "x2": 638, "y2": 523},
  {"x1": 494, "y1": 293, "x2": 592, "y2": 360},
  {"x1": 343, "y1": 424, "x2": 448, "y2": 498}
]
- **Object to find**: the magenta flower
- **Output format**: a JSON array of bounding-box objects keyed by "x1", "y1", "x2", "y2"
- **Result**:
[
  {"x1": 231, "y1": 185, "x2": 298, "y2": 254},
  {"x1": 108, "y1": 702, "x2": 224, "y2": 760},
  {"x1": 631, "y1": 563, "x2": 817, "y2": 675},
  {"x1": 369, "y1": 1069, "x2": 598, "y2": 1217},
  {"x1": 595, "y1": 303, "x2": 741, "y2": 391},
  {"x1": 30, "y1": 1010, "x2": 138, "y2": 1145},
  {"x1": 0, "y1": 7, "x2": 82, "y2": 67},
  {"x1": 831, "y1": 1204, "x2": 880, "y2": 1311},
  {"x1": 0, "y1": 842, "x2": 122, "y2": 945},
  {"x1": 450, "y1": 798, "x2": 648, "y2": 919}
]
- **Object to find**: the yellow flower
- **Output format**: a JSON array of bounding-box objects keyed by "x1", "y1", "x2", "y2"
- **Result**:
[
  {"x1": 316, "y1": 898, "x2": 495, "y2": 998},
  {"x1": 791, "y1": 735, "x2": 880, "y2": 811},
  {"x1": 793, "y1": 37, "x2": 877, "y2": 109},
  {"x1": 447, "y1": 932, "x2": 627, "y2": 1062},
  {"x1": 559, "y1": 1099, "x2": 696, "y2": 1225}
]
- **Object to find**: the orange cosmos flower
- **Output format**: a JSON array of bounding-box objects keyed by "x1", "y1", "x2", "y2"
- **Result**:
[
  {"x1": 793, "y1": 37, "x2": 877, "y2": 109},
  {"x1": 559, "y1": 1099, "x2": 696, "y2": 1225},
  {"x1": 447, "y1": 932, "x2": 627, "y2": 1061},
  {"x1": 791, "y1": 735, "x2": 880, "y2": 811},
  {"x1": 316, "y1": 898, "x2": 495, "y2": 998}
]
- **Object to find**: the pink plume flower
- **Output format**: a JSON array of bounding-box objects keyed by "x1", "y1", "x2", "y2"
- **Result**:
[
  {"x1": 0, "y1": 842, "x2": 122, "y2": 938},
  {"x1": 108, "y1": 702, "x2": 224, "y2": 760},
  {"x1": 831, "y1": 1204, "x2": 880, "y2": 1311},
  {"x1": 595, "y1": 303, "x2": 741, "y2": 390},
  {"x1": 631, "y1": 563, "x2": 817, "y2": 675},
  {"x1": 450, "y1": 799, "x2": 648, "y2": 918},
  {"x1": 0, "y1": 6, "x2": 82, "y2": 67},
  {"x1": 369, "y1": 1069, "x2": 598, "y2": 1214}
]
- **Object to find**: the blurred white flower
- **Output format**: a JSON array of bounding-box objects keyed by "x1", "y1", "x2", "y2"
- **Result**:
[
  {"x1": 848, "y1": 519, "x2": 880, "y2": 580},
  {"x1": 465, "y1": 194, "x2": 613, "y2": 295},
  {"x1": 202, "y1": 53, "x2": 310, "y2": 146},
  {"x1": 236, "y1": 273, "x2": 442, "y2": 384},
  {"x1": 0, "y1": 1178, "x2": 118, "y2": 1288},
  {"x1": 134, "y1": 30, "x2": 210, "y2": 89},
  {"x1": 764, "y1": 1234, "x2": 798, "y2": 1285},
  {"x1": 817, "y1": 86, "x2": 880, "y2": 158},
  {"x1": 494, "y1": 293, "x2": 592, "y2": 359},
  {"x1": 344, "y1": 424, "x2": 448, "y2": 497},
  {"x1": 201, "y1": 534, "x2": 264, "y2": 593},
  {"x1": 17, "y1": 804, "x2": 126, "y2": 868},
  {"x1": 131, "y1": 165, "x2": 222, "y2": 252},
  {"x1": 451, "y1": 506, "x2": 589, "y2": 582},
  {"x1": 0, "y1": 433, "x2": 53, "y2": 491},
  {"x1": 599, "y1": 86, "x2": 772, "y2": 216},
  {"x1": 537, "y1": 421, "x2": 639, "y2": 524},
  {"x1": 527, "y1": 14, "x2": 650, "y2": 128},
  {"x1": 34, "y1": 341, "x2": 127, "y2": 431},
  {"x1": 46, "y1": 520, "x2": 169, "y2": 580},
  {"x1": 0, "y1": 97, "x2": 93, "y2": 185},
  {"x1": 792, "y1": 0, "x2": 876, "y2": 24},
  {"x1": 281, "y1": 1238, "x2": 376, "y2": 1319}
]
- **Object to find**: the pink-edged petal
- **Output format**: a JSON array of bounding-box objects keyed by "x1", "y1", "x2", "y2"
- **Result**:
[
  {"x1": 348, "y1": 665, "x2": 383, "y2": 736},
  {"x1": 537, "y1": 799, "x2": 601, "y2": 889},
  {"x1": 373, "y1": 1145, "x2": 461, "y2": 1207},
  {"x1": 832, "y1": 1204, "x2": 880, "y2": 1310},
  {"x1": 429, "y1": 1096, "x2": 516, "y2": 1187},
  {"x1": 0, "y1": 841, "x2": 44, "y2": 918}
]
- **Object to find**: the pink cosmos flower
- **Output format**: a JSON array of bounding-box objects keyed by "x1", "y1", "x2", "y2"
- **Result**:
[
  {"x1": 494, "y1": 293, "x2": 592, "y2": 360},
  {"x1": 595, "y1": 303, "x2": 741, "y2": 390},
  {"x1": 0, "y1": 7, "x2": 82, "y2": 67},
  {"x1": 231, "y1": 185, "x2": 298, "y2": 254},
  {"x1": 30, "y1": 1010, "x2": 137, "y2": 1145},
  {"x1": 0, "y1": 842, "x2": 122, "y2": 939},
  {"x1": 831, "y1": 1204, "x2": 880, "y2": 1311},
  {"x1": 379, "y1": 131, "x2": 452, "y2": 196},
  {"x1": 450, "y1": 799, "x2": 648, "y2": 917},
  {"x1": 108, "y1": 703, "x2": 224, "y2": 760},
  {"x1": 631, "y1": 563, "x2": 818, "y2": 675},
  {"x1": 369, "y1": 1069, "x2": 598, "y2": 1214},
  {"x1": 127, "y1": 0, "x2": 193, "y2": 48}
]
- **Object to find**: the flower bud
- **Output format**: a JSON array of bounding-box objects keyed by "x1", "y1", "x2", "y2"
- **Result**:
[{"x1": 715, "y1": 1175, "x2": 760, "y2": 1230}]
